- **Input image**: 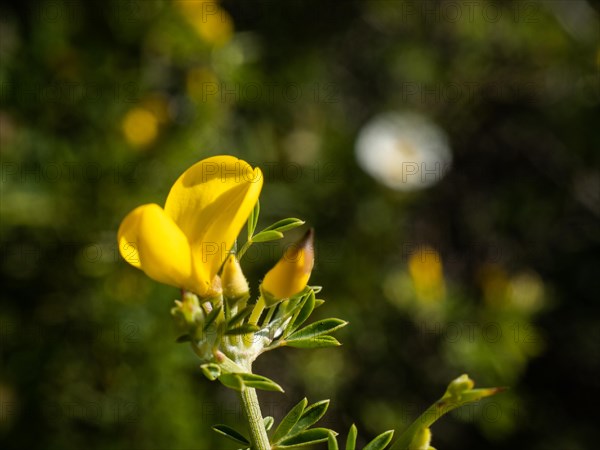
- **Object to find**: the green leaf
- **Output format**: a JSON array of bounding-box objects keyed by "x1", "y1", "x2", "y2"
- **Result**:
[
  {"x1": 328, "y1": 432, "x2": 339, "y2": 450},
  {"x1": 247, "y1": 200, "x2": 260, "y2": 238},
  {"x1": 225, "y1": 323, "x2": 260, "y2": 335},
  {"x1": 212, "y1": 424, "x2": 250, "y2": 445},
  {"x1": 346, "y1": 424, "x2": 357, "y2": 450},
  {"x1": 240, "y1": 373, "x2": 284, "y2": 392},
  {"x1": 273, "y1": 398, "x2": 308, "y2": 443},
  {"x1": 309, "y1": 285, "x2": 323, "y2": 293},
  {"x1": 219, "y1": 373, "x2": 284, "y2": 393},
  {"x1": 203, "y1": 305, "x2": 222, "y2": 331},
  {"x1": 175, "y1": 334, "x2": 190, "y2": 343},
  {"x1": 289, "y1": 400, "x2": 330, "y2": 435},
  {"x1": 276, "y1": 428, "x2": 333, "y2": 448},
  {"x1": 314, "y1": 299, "x2": 325, "y2": 308},
  {"x1": 228, "y1": 305, "x2": 255, "y2": 327},
  {"x1": 261, "y1": 218, "x2": 305, "y2": 233},
  {"x1": 252, "y1": 230, "x2": 284, "y2": 243},
  {"x1": 200, "y1": 363, "x2": 221, "y2": 381},
  {"x1": 364, "y1": 430, "x2": 394, "y2": 450},
  {"x1": 389, "y1": 375, "x2": 505, "y2": 450},
  {"x1": 288, "y1": 290, "x2": 315, "y2": 333},
  {"x1": 285, "y1": 335, "x2": 341, "y2": 348},
  {"x1": 287, "y1": 318, "x2": 348, "y2": 341},
  {"x1": 264, "y1": 416, "x2": 275, "y2": 431},
  {"x1": 219, "y1": 373, "x2": 244, "y2": 391}
]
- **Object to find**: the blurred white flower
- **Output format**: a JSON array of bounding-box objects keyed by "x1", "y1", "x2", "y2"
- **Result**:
[{"x1": 355, "y1": 112, "x2": 452, "y2": 191}]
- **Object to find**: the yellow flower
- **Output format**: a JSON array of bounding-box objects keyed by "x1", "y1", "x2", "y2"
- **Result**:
[
  {"x1": 261, "y1": 229, "x2": 314, "y2": 305},
  {"x1": 117, "y1": 156, "x2": 263, "y2": 296},
  {"x1": 122, "y1": 107, "x2": 159, "y2": 148},
  {"x1": 408, "y1": 246, "x2": 446, "y2": 302},
  {"x1": 175, "y1": 0, "x2": 233, "y2": 47}
]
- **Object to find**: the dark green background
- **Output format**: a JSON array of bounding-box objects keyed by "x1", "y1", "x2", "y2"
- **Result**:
[{"x1": 1, "y1": 1, "x2": 599, "y2": 449}]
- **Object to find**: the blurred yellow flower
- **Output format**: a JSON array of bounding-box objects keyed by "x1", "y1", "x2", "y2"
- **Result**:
[
  {"x1": 479, "y1": 264, "x2": 509, "y2": 307},
  {"x1": 186, "y1": 67, "x2": 219, "y2": 102},
  {"x1": 117, "y1": 156, "x2": 263, "y2": 296},
  {"x1": 122, "y1": 107, "x2": 159, "y2": 148},
  {"x1": 175, "y1": 0, "x2": 233, "y2": 47},
  {"x1": 261, "y1": 229, "x2": 315, "y2": 305},
  {"x1": 408, "y1": 246, "x2": 446, "y2": 302}
]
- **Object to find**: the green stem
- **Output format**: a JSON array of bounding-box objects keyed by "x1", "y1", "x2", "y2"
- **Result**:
[
  {"x1": 239, "y1": 387, "x2": 270, "y2": 450},
  {"x1": 238, "y1": 239, "x2": 253, "y2": 261}
]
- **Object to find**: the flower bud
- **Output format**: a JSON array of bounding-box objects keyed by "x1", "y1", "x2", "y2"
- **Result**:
[
  {"x1": 221, "y1": 255, "x2": 250, "y2": 300},
  {"x1": 261, "y1": 229, "x2": 314, "y2": 306},
  {"x1": 447, "y1": 374, "x2": 475, "y2": 400}
]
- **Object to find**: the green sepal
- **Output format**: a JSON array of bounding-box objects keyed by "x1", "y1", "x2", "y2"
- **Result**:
[
  {"x1": 219, "y1": 373, "x2": 284, "y2": 393},
  {"x1": 289, "y1": 400, "x2": 330, "y2": 436},
  {"x1": 275, "y1": 428, "x2": 335, "y2": 448},
  {"x1": 364, "y1": 430, "x2": 394, "y2": 450},
  {"x1": 286, "y1": 318, "x2": 348, "y2": 341},
  {"x1": 273, "y1": 398, "x2": 308, "y2": 443},
  {"x1": 285, "y1": 335, "x2": 341, "y2": 348},
  {"x1": 225, "y1": 323, "x2": 260, "y2": 335},
  {"x1": 225, "y1": 292, "x2": 250, "y2": 309},
  {"x1": 346, "y1": 424, "x2": 357, "y2": 450},
  {"x1": 200, "y1": 363, "x2": 221, "y2": 381},
  {"x1": 212, "y1": 424, "x2": 250, "y2": 445},
  {"x1": 252, "y1": 230, "x2": 284, "y2": 243}
]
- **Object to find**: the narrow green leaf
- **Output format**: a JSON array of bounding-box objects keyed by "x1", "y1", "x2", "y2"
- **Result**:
[
  {"x1": 252, "y1": 230, "x2": 284, "y2": 243},
  {"x1": 247, "y1": 200, "x2": 260, "y2": 238},
  {"x1": 175, "y1": 334, "x2": 190, "y2": 343},
  {"x1": 328, "y1": 432, "x2": 339, "y2": 450},
  {"x1": 290, "y1": 400, "x2": 330, "y2": 435},
  {"x1": 289, "y1": 290, "x2": 315, "y2": 333},
  {"x1": 264, "y1": 416, "x2": 275, "y2": 431},
  {"x1": 203, "y1": 305, "x2": 222, "y2": 331},
  {"x1": 285, "y1": 335, "x2": 341, "y2": 348},
  {"x1": 364, "y1": 430, "x2": 394, "y2": 450},
  {"x1": 310, "y1": 285, "x2": 323, "y2": 293},
  {"x1": 219, "y1": 373, "x2": 284, "y2": 393},
  {"x1": 212, "y1": 424, "x2": 250, "y2": 445},
  {"x1": 346, "y1": 424, "x2": 357, "y2": 450},
  {"x1": 238, "y1": 373, "x2": 284, "y2": 392},
  {"x1": 261, "y1": 218, "x2": 305, "y2": 233},
  {"x1": 228, "y1": 305, "x2": 255, "y2": 327},
  {"x1": 225, "y1": 323, "x2": 260, "y2": 335},
  {"x1": 219, "y1": 373, "x2": 244, "y2": 391},
  {"x1": 273, "y1": 398, "x2": 308, "y2": 443},
  {"x1": 200, "y1": 363, "x2": 221, "y2": 381},
  {"x1": 277, "y1": 428, "x2": 333, "y2": 448},
  {"x1": 287, "y1": 318, "x2": 348, "y2": 341},
  {"x1": 314, "y1": 299, "x2": 325, "y2": 308}
]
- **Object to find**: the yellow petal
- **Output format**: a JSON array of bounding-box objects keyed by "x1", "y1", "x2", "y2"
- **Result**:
[
  {"x1": 261, "y1": 229, "x2": 314, "y2": 304},
  {"x1": 164, "y1": 156, "x2": 263, "y2": 287},
  {"x1": 117, "y1": 204, "x2": 195, "y2": 291}
]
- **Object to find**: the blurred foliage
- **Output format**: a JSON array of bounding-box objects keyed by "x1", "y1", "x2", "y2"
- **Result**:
[{"x1": 1, "y1": 1, "x2": 599, "y2": 449}]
